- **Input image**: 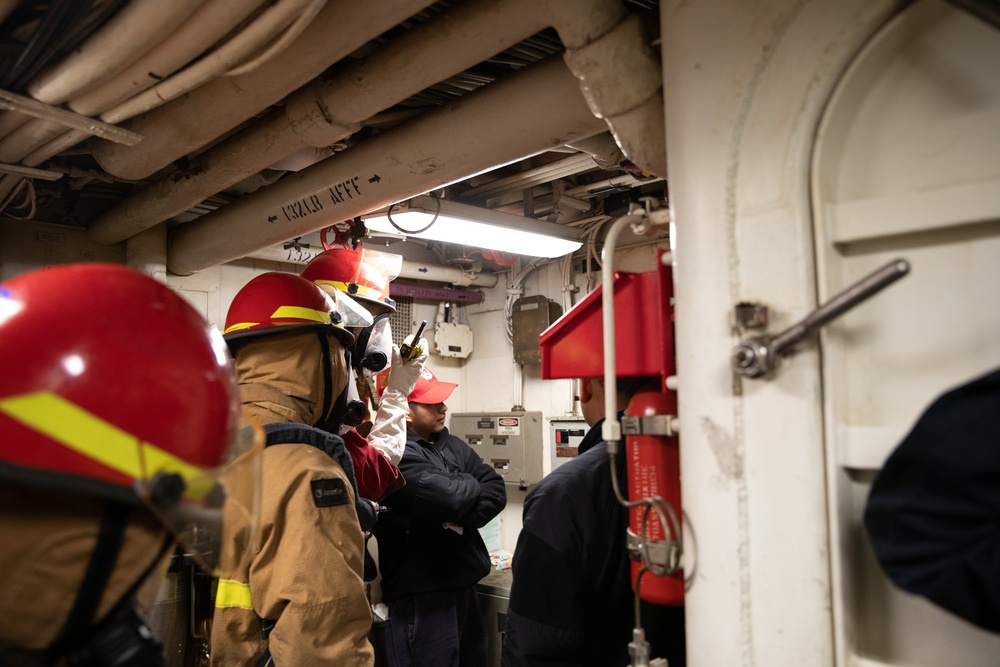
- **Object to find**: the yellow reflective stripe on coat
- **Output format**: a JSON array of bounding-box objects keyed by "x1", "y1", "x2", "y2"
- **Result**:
[
  {"x1": 215, "y1": 579, "x2": 254, "y2": 610},
  {"x1": 0, "y1": 391, "x2": 207, "y2": 498},
  {"x1": 270, "y1": 305, "x2": 330, "y2": 324},
  {"x1": 313, "y1": 279, "x2": 381, "y2": 300}
]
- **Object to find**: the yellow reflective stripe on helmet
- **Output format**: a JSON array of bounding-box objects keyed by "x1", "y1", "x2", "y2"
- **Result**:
[
  {"x1": 270, "y1": 305, "x2": 331, "y2": 324},
  {"x1": 215, "y1": 578, "x2": 254, "y2": 610},
  {"x1": 313, "y1": 279, "x2": 381, "y2": 300},
  {"x1": 0, "y1": 391, "x2": 207, "y2": 498},
  {"x1": 223, "y1": 321, "x2": 259, "y2": 334}
]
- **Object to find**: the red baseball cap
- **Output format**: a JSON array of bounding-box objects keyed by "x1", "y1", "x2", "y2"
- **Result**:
[{"x1": 408, "y1": 367, "x2": 458, "y2": 405}]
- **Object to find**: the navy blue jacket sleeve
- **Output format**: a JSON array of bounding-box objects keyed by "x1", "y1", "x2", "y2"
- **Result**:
[
  {"x1": 864, "y1": 369, "x2": 1000, "y2": 633},
  {"x1": 390, "y1": 445, "x2": 483, "y2": 523},
  {"x1": 457, "y1": 438, "x2": 507, "y2": 529}
]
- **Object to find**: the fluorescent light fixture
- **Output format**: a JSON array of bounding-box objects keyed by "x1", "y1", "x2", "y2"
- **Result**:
[{"x1": 363, "y1": 195, "x2": 582, "y2": 259}]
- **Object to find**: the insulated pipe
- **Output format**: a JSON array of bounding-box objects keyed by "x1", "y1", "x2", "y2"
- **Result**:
[
  {"x1": 26, "y1": 0, "x2": 207, "y2": 105},
  {"x1": 102, "y1": 0, "x2": 327, "y2": 124},
  {"x1": 282, "y1": 0, "x2": 546, "y2": 147},
  {"x1": 90, "y1": 0, "x2": 438, "y2": 180},
  {"x1": 92, "y1": 0, "x2": 661, "y2": 187},
  {"x1": 89, "y1": 0, "x2": 663, "y2": 247},
  {"x1": 0, "y1": 111, "x2": 30, "y2": 141},
  {"x1": 167, "y1": 57, "x2": 606, "y2": 275},
  {"x1": 0, "y1": 0, "x2": 252, "y2": 164},
  {"x1": 69, "y1": 0, "x2": 271, "y2": 117},
  {"x1": 0, "y1": 118, "x2": 75, "y2": 163},
  {"x1": 0, "y1": 1, "x2": 273, "y2": 169},
  {"x1": 87, "y1": 0, "x2": 548, "y2": 244},
  {"x1": 562, "y1": 12, "x2": 666, "y2": 176},
  {"x1": 459, "y1": 153, "x2": 597, "y2": 200},
  {"x1": 564, "y1": 173, "x2": 655, "y2": 197},
  {"x1": 565, "y1": 132, "x2": 625, "y2": 169},
  {"x1": 397, "y1": 261, "x2": 498, "y2": 288}
]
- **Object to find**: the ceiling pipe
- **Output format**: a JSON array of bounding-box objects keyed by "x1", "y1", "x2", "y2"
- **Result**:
[
  {"x1": 0, "y1": 0, "x2": 269, "y2": 169},
  {"x1": 102, "y1": 0, "x2": 328, "y2": 124},
  {"x1": 0, "y1": 0, "x2": 207, "y2": 164},
  {"x1": 166, "y1": 56, "x2": 606, "y2": 275},
  {"x1": 69, "y1": 0, "x2": 272, "y2": 117},
  {"x1": 88, "y1": 0, "x2": 549, "y2": 245},
  {"x1": 565, "y1": 132, "x2": 626, "y2": 169},
  {"x1": 90, "y1": 0, "x2": 438, "y2": 181},
  {"x1": 246, "y1": 246, "x2": 499, "y2": 288},
  {"x1": 459, "y1": 152, "x2": 597, "y2": 201},
  {"x1": 560, "y1": 10, "x2": 665, "y2": 177},
  {"x1": 0, "y1": 0, "x2": 270, "y2": 199},
  {"x1": 88, "y1": 0, "x2": 663, "y2": 248},
  {"x1": 27, "y1": 0, "x2": 208, "y2": 105}
]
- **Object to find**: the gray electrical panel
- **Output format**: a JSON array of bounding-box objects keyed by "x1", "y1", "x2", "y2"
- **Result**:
[{"x1": 450, "y1": 411, "x2": 543, "y2": 489}]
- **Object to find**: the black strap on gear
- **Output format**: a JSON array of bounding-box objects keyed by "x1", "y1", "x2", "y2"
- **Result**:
[
  {"x1": 47, "y1": 502, "x2": 131, "y2": 661},
  {"x1": 316, "y1": 330, "x2": 363, "y2": 432},
  {"x1": 316, "y1": 329, "x2": 335, "y2": 427}
]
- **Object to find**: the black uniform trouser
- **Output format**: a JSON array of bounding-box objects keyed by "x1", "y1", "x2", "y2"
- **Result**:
[{"x1": 387, "y1": 587, "x2": 488, "y2": 667}]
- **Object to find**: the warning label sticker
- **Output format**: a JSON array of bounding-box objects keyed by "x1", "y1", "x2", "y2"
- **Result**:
[{"x1": 497, "y1": 417, "x2": 520, "y2": 436}]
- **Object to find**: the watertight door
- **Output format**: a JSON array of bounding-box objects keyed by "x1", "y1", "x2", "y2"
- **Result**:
[{"x1": 812, "y1": 1, "x2": 1000, "y2": 664}]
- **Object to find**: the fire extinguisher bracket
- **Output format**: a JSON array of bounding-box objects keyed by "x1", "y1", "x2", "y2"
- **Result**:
[
  {"x1": 621, "y1": 414, "x2": 679, "y2": 437},
  {"x1": 626, "y1": 530, "x2": 681, "y2": 572}
]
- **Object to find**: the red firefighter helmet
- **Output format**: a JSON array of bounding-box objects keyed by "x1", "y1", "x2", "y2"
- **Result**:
[
  {"x1": 301, "y1": 246, "x2": 402, "y2": 313},
  {"x1": 0, "y1": 263, "x2": 243, "y2": 493},
  {"x1": 223, "y1": 271, "x2": 360, "y2": 348},
  {"x1": 0, "y1": 265, "x2": 262, "y2": 565}
]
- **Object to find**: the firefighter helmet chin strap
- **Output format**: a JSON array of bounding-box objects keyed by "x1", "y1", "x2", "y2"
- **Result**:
[
  {"x1": 315, "y1": 330, "x2": 335, "y2": 427},
  {"x1": 47, "y1": 502, "x2": 172, "y2": 667}
]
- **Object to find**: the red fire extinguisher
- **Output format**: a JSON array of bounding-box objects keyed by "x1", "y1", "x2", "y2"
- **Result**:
[{"x1": 624, "y1": 385, "x2": 683, "y2": 605}]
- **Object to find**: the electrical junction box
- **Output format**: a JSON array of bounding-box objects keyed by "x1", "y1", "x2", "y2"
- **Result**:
[
  {"x1": 550, "y1": 418, "x2": 589, "y2": 471},
  {"x1": 512, "y1": 295, "x2": 562, "y2": 365},
  {"x1": 434, "y1": 321, "x2": 473, "y2": 358},
  {"x1": 450, "y1": 411, "x2": 543, "y2": 489}
]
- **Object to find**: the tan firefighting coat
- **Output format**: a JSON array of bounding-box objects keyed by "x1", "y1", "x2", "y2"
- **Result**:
[
  {"x1": 0, "y1": 485, "x2": 169, "y2": 666},
  {"x1": 210, "y1": 330, "x2": 374, "y2": 667}
]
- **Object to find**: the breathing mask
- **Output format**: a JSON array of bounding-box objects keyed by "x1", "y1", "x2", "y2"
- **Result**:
[{"x1": 355, "y1": 314, "x2": 393, "y2": 377}]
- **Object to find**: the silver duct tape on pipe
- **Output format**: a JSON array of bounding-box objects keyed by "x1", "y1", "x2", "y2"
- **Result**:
[
  {"x1": 245, "y1": 246, "x2": 499, "y2": 288},
  {"x1": 91, "y1": 0, "x2": 437, "y2": 181},
  {"x1": 166, "y1": 56, "x2": 605, "y2": 275},
  {"x1": 88, "y1": 0, "x2": 547, "y2": 246}
]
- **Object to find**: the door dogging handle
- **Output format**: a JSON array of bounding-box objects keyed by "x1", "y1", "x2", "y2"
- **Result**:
[{"x1": 731, "y1": 259, "x2": 910, "y2": 379}]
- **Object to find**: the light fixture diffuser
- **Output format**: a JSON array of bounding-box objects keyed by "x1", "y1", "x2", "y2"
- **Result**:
[{"x1": 363, "y1": 195, "x2": 582, "y2": 259}]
